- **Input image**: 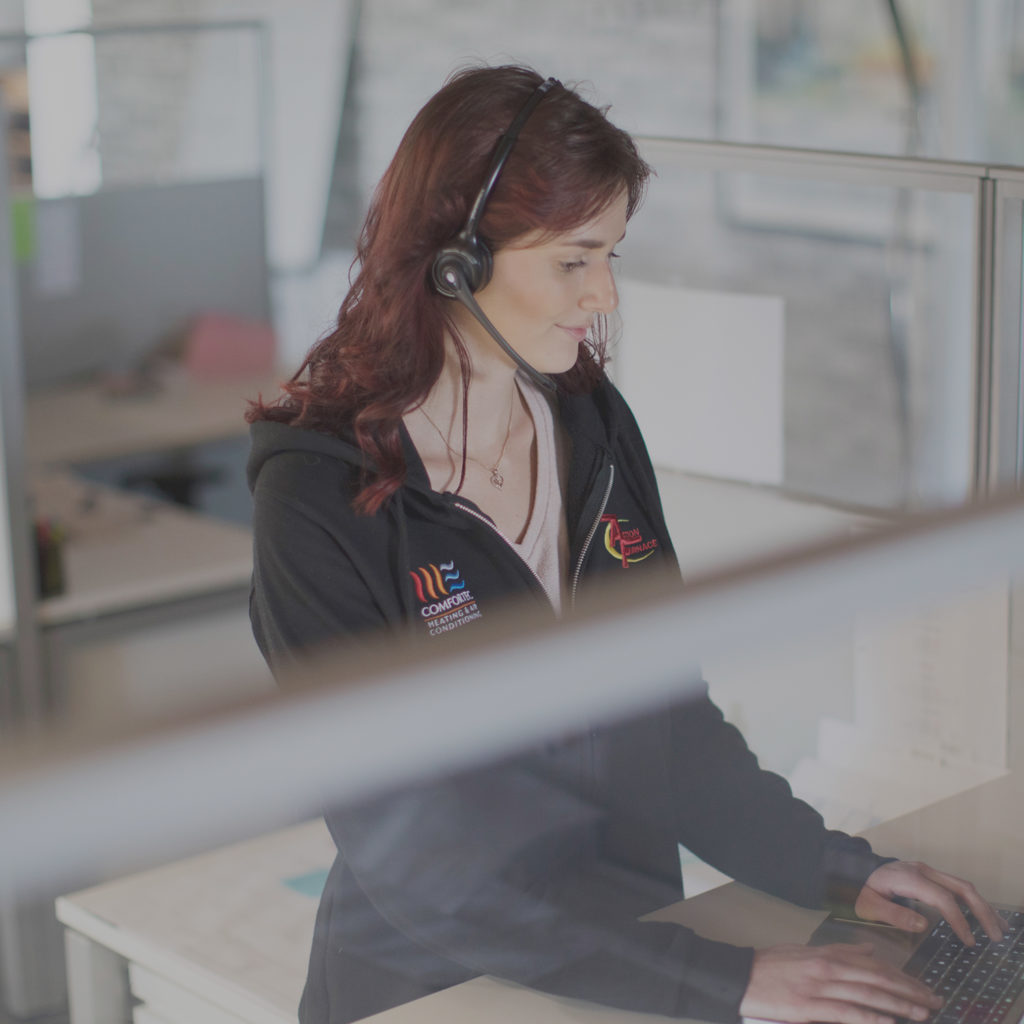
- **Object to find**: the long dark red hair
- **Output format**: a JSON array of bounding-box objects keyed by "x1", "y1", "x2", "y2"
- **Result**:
[{"x1": 248, "y1": 65, "x2": 650, "y2": 513}]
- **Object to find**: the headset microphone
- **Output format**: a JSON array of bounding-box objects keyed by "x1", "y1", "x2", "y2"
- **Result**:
[
  {"x1": 431, "y1": 77, "x2": 561, "y2": 394},
  {"x1": 438, "y1": 267, "x2": 558, "y2": 393}
]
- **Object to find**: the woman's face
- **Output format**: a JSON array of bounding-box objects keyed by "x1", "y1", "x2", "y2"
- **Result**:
[{"x1": 466, "y1": 190, "x2": 629, "y2": 374}]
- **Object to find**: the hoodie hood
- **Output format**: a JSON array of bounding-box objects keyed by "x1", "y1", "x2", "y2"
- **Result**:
[{"x1": 247, "y1": 420, "x2": 433, "y2": 497}]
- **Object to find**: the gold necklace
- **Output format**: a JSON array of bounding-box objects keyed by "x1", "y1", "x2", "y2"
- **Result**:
[{"x1": 419, "y1": 391, "x2": 516, "y2": 490}]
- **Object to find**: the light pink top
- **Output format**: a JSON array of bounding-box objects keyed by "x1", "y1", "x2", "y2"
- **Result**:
[{"x1": 512, "y1": 377, "x2": 568, "y2": 615}]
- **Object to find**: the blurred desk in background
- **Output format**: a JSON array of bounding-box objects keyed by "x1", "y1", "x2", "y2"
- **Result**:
[
  {"x1": 25, "y1": 366, "x2": 281, "y2": 466},
  {"x1": 30, "y1": 470, "x2": 270, "y2": 726},
  {"x1": 22, "y1": 364, "x2": 282, "y2": 722}
]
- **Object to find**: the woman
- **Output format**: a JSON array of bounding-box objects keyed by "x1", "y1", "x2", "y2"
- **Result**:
[{"x1": 248, "y1": 65, "x2": 1001, "y2": 1024}]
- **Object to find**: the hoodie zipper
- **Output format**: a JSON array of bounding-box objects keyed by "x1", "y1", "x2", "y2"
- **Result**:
[
  {"x1": 570, "y1": 462, "x2": 614, "y2": 794},
  {"x1": 454, "y1": 460, "x2": 614, "y2": 610},
  {"x1": 452, "y1": 501, "x2": 551, "y2": 603},
  {"x1": 570, "y1": 463, "x2": 614, "y2": 607}
]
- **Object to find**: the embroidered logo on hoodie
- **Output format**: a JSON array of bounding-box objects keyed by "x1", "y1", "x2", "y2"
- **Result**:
[
  {"x1": 409, "y1": 561, "x2": 482, "y2": 636},
  {"x1": 600, "y1": 514, "x2": 659, "y2": 568}
]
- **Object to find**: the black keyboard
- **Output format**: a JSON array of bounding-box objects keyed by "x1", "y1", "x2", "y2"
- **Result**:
[{"x1": 904, "y1": 910, "x2": 1024, "y2": 1024}]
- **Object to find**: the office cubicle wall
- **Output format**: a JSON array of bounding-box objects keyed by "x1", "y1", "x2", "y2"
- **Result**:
[{"x1": 18, "y1": 178, "x2": 272, "y2": 389}]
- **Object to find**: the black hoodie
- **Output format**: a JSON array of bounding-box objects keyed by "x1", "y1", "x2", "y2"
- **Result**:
[{"x1": 247, "y1": 376, "x2": 886, "y2": 1024}]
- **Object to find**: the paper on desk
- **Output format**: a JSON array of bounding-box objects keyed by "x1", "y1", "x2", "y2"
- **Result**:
[{"x1": 853, "y1": 583, "x2": 1009, "y2": 766}]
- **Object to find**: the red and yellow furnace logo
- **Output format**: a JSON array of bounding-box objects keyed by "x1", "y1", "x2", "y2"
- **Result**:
[
  {"x1": 600, "y1": 514, "x2": 659, "y2": 568},
  {"x1": 408, "y1": 561, "x2": 482, "y2": 636}
]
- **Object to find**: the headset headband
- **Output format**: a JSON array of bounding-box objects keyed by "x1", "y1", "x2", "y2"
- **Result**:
[{"x1": 460, "y1": 77, "x2": 559, "y2": 250}]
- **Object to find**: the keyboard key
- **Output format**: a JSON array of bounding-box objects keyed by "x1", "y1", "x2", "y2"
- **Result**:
[{"x1": 897, "y1": 909, "x2": 1024, "y2": 1024}]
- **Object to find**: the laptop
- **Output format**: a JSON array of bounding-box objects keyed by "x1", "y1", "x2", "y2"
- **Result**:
[{"x1": 811, "y1": 903, "x2": 1024, "y2": 1024}]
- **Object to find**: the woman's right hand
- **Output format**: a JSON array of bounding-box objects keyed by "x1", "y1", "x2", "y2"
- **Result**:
[{"x1": 738, "y1": 942, "x2": 943, "y2": 1024}]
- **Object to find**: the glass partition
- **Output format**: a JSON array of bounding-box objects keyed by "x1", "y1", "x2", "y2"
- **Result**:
[{"x1": 618, "y1": 139, "x2": 981, "y2": 511}]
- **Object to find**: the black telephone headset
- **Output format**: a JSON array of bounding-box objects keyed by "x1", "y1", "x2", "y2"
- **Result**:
[
  {"x1": 431, "y1": 77, "x2": 559, "y2": 298},
  {"x1": 430, "y1": 77, "x2": 561, "y2": 392}
]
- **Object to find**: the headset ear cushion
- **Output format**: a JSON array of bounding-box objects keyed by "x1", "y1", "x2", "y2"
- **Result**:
[{"x1": 431, "y1": 241, "x2": 493, "y2": 298}]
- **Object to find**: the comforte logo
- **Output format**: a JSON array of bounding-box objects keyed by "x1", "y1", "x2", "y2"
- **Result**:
[{"x1": 409, "y1": 561, "x2": 482, "y2": 636}]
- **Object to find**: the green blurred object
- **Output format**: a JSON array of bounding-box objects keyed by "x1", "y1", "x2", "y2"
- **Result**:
[{"x1": 10, "y1": 195, "x2": 35, "y2": 264}]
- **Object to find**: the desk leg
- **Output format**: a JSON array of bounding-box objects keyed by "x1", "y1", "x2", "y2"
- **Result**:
[{"x1": 64, "y1": 930, "x2": 131, "y2": 1024}]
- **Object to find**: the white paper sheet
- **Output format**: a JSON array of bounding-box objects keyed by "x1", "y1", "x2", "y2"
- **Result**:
[
  {"x1": 853, "y1": 584, "x2": 1009, "y2": 767},
  {"x1": 616, "y1": 278, "x2": 784, "y2": 485}
]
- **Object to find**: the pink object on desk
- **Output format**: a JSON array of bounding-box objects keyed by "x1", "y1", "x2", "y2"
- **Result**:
[{"x1": 183, "y1": 313, "x2": 276, "y2": 378}]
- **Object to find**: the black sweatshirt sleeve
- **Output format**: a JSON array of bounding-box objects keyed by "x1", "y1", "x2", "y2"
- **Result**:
[{"x1": 665, "y1": 689, "x2": 888, "y2": 912}]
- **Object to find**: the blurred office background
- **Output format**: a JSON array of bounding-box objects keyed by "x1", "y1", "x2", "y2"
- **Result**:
[{"x1": 3, "y1": 0, "x2": 1024, "y2": 1021}]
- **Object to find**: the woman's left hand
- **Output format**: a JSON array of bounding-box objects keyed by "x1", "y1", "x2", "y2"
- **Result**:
[{"x1": 855, "y1": 861, "x2": 1004, "y2": 946}]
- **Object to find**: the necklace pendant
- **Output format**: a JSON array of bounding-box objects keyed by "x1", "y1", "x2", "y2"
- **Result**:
[{"x1": 489, "y1": 467, "x2": 504, "y2": 489}]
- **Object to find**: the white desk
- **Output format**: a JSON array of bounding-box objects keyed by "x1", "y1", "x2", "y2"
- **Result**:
[
  {"x1": 57, "y1": 820, "x2": 336, "y2": 1024},
  {"x1": 55, "y1": 770, "x2": 1024, "y2": 1024}
]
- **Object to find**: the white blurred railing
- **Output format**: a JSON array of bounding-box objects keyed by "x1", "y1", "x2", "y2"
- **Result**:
[{"x1": 2, "y1": 489, "x2": 1024, "y2": 895}]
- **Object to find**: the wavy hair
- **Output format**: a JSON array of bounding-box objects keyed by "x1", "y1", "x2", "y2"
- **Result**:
[{"x1": 248, "y1": 65, "x2": 651, "y2": 513}]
